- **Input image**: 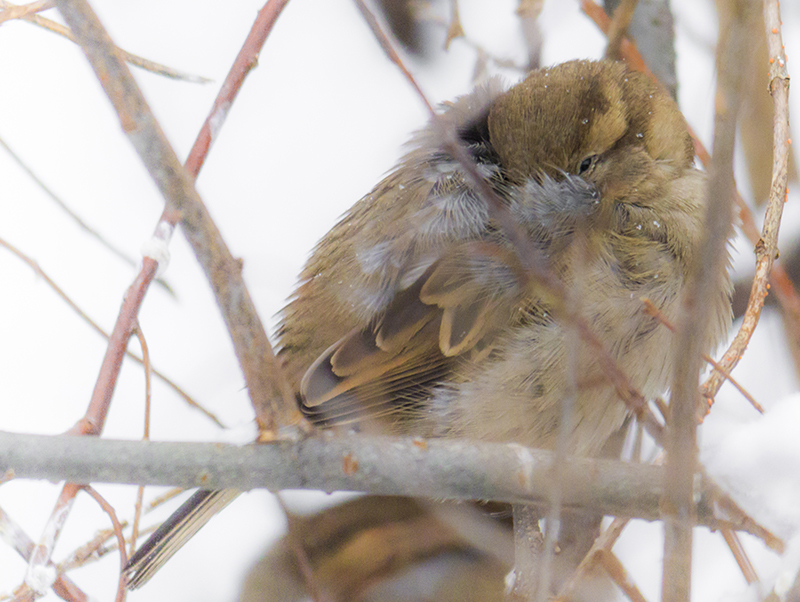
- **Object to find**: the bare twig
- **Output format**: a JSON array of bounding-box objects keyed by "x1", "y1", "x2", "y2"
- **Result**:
[
  {"x1": 720, "y1": 528, "x2": 759, "y2": 584},
  {"x1": 26, "y1": 482, "x2": 81, "y2": 596},
  {"x1": 0, "y1": 0, "x2": 210, "y2": 82},
  {"x1": 183, "y1": 0, "x2": 291, "y2": 176},
  {"x1": 58, "y1": 523, "x2": 127, "y2": 573},
  {"x1": 596, "y1": 550, "x2": 648, "y2": 602},
  {"x1": 129, "y1": 326, "x2": 152, "y2": 558},
  {"x1": 80, "y1": 486, "x2": 128, "y2": 602},
  {"x1": 444, "y1": 0, "x2": 464, "y2": 50},
  {"x1": 0, "y1": 236, "x2": 224, "y2": 427},
  {"x1": 641, "y1": 298, "x2": 763, "y2": 414},
  {"x1": 0, "y1": 133, "x2": 175, "y2": 296}
]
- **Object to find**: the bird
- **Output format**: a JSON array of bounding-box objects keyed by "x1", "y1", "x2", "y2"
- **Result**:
[{"x1": 124, "y1": 59, "x2": 732, "y2": 590}]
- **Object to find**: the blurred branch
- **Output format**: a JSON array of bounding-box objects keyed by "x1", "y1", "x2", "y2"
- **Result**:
[
  {"x1": 720, "y1": 529, "x2": 758, "y2": 584},
  {"x1": 604, "y1": 0, "x2": 638, "y2": 60},
  {"x1": 0, "y1": 430, "x2": 783, "y2": 552},
  {"x1": 0, "y1": 0, "x2": 51, "y2": 24},
  {"x1": 662, "y1": 0, "x2": 753, "y2": 598},
  {"x1": 601, "y1": 0, "x2": 676, "y2": 98}
]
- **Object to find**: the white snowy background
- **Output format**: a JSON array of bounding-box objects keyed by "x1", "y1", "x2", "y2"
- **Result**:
[{"x1": 0, "y1": 0, "x2": 798, "y2": 600}]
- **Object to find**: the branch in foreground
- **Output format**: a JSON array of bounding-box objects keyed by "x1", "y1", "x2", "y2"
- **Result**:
[{"x1": 0, "y1": 430, "x2": 781, "y2": 550}]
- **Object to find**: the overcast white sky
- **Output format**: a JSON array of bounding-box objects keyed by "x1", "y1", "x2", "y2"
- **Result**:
[{"x1": 1, "y1": 1, "x2": 799, "y2": 600}]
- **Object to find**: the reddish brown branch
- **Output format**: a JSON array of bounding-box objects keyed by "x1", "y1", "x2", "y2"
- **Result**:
[
  {"x1": 184, "y1": 0, "x2": 291, "y2": 175},
  {"x1": 129, "y1": 326, "x2": 152, "y2": 558}
]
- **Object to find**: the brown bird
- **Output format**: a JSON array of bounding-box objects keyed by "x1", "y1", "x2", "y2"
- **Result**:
[{"x1": 125, "y1": 59, "x2": 732, "y2": 589}]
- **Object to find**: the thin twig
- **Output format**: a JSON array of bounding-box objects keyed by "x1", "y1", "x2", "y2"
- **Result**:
[
  {"x1": 420, "y1": 11, "x2": 525, "y2": 74},
  {"x1": 444, "y1": 0, "x2": 464, "y2": 50},
  {"x1": 26, "y1": 482, "x2": 81, "y2": 595},
  {"x1": 80, "y1": 486, "x2": 128, "y2": 602},
  {"x1": 641, "y1": 298, "x2": 763, "y2": 414},
  {"x1": 0, "y1": 0, "x2": 210, "y2": 83},
  {"x1": 353, "y1": 0, "x2": 435, "y2": 115},
  {"x1": 720, "y1": 528, "x2": 759, "y2": 584},
  {"x1": 58, "y1": 522, "x2": 127, "y2": 572},
  {"x1": 596, "y1": 550, "x2": 648, "y2": 602},
  {"x1": 184, "y1": 0, "x2": 291, "y2": 175},
  {"x1": 0, "y1": 236, "x2": 224, "y2": 427},
  {"x1": 129, "y1": 326, "x2": 152, "y2": 558},
  {"x1": 0, "y1": 133, "x2": 175, "y2": 296}
]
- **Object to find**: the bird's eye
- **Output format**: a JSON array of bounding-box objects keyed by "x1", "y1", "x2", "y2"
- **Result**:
[{"x1": 578, "y1": 155, "x2": 596, "y2": 174}]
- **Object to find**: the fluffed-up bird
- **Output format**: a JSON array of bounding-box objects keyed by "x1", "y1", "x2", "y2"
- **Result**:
[{"x1": 124, "y1": 59, "x2": 732, "y2": 592}]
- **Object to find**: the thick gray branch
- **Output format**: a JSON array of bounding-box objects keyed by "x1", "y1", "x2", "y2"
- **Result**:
[{"x1": 0, "y1": 430, "x2": 771, "y2": 544}]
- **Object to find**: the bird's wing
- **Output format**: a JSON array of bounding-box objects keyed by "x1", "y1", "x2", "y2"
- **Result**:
[{"x1": 299, "y1": 241, "x2": 527, "y2": 428}]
